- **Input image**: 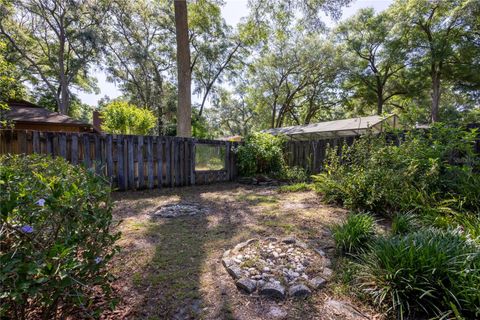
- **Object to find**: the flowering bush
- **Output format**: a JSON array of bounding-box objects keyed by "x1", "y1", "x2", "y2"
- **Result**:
[{"x1": 0, "y1": 155, "x2": 119, "y2": 319}]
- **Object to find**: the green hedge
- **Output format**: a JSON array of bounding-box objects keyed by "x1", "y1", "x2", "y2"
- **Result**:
[
  {"x1": 314, "y1": 124, "x2": 480, "y2": 222},
  {"x1": 0, "y1": 155, "x2": 119, "y2": 319}
]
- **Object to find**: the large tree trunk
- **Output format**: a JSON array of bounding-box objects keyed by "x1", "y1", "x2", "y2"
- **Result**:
[
  {"x1": 431, "y1": 65, "x2": 441, "y2": 122},
  {"x1": 58, "y1": 28, "x2": 69, "y2": 115},
  {"x1": 174, "y1": 0, "x2": 192, "y2": 137},
  {"x1": 376, "y1": 75, "x2": 383, "y2": 115}
]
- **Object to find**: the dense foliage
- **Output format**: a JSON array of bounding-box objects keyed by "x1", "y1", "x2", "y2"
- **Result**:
[
  {"x1": 326, "y1": 125, "x2": 480, "y2": 319},
  {"x1": 356, "y1": 228, "x2": 480, "y2": 319},
  {"x1": 314, "y1": 125, "x2": 480, "y2": 222},
  {"x1": 236, "y1": 132, "x2": 309, "y2": 182},
  {"x1": 100, "y1": 101, "x2": 157, "y2": 135},
  {"x1": 332, "y1": 213, "x2": 376, "y2": 254},
  {"x1": 236, "y1": 132, "x2": 286, "y2": 177},
  {"x1": 0, "y1": 155, "x2": 119, "y2": 319}
]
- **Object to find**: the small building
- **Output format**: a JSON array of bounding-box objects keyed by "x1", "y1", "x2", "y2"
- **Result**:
[
  {"x1": 5, "y1": 100, "x2": 94, "y2": 133},
  {"x1": 262, "y1": 114, "x2": 400, "y2": 140},
  {"x1": 216, "y1": 135, "x2": 243, "y2": 142}
]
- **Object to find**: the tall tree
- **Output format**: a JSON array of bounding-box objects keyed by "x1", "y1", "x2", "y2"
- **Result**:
[
  {"x1": 0, "y1": 39, "x2": 26, "y2": 126},
  {"x1": 103, "y1": 0, "x2": 175, "y2": 134},
  {"x1": 174, "y1": 0, "x2": 191, "y2": 137},
  {"x1": 247, "y1": 35, "x2": 343, "y2": 128},
  {"x1": 0, "y1": 0, "x2": 106, "y2": 115},
  {"x1": 336, "y1": 9, "x2": 407, "y2": 115},
  {"x1": 188, "y1": 0, "x2": 244, "y2": 117},
  {"x1": 393, "y1": 0, "x2": 478, "y2": 122}
]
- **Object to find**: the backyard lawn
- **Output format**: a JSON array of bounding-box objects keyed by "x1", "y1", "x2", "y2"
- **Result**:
[{"x1": 103, "y1": 183, "x2": 378, "y2": 320}]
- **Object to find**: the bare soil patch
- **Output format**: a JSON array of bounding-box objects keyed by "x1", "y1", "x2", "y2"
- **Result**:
[{"x1": 102, "y1": 183, "x2": 381, "y2": 319}]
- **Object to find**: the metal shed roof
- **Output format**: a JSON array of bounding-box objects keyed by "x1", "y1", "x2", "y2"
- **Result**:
[{"x1": 262, "y1": 114, "x2": 399, "y2": 140}]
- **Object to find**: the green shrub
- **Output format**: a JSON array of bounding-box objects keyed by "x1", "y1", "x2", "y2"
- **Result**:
[
  {"x1": 355, "y1": 228, "x2": 480, "y2": 319},
  {"x1": 278, "y1": 182, "x2": 314, "y2": 193},
  {"x1": 391, "y1": 212, "x2": 417, "y2": 235},
  {"x1": 0, "y1": 155, "x2": 119, "y2": 319},
  {"x1": 332, "y1": 213, "x2": 376, "y2": 254},
  {"x1": 282, "y1": 165, "x2": 309, "y2": 183},
  {"x1": 236, "y1": 132, "x2": 286, "y2": 177},
  {"x1": 100, "y1": 100, "x2": 157, "y2": 135},
  {"x1": 313, "y1": 124, "x2": 480, "y2": 220}
]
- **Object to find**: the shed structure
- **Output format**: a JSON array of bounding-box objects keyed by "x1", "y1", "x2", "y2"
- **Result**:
[
  {"x1": 5, "y1": 100, "x2": 94, "y2": 133},
  {"x1": 263, "y1": 114, "x2": 400, "y2": 140}
]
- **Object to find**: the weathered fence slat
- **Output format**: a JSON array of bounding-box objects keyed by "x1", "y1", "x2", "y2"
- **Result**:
[
  {"x1": 137, "y1": 136, "x2": 145, "y2": 189},
  {"x1": 156, "y1": 136, "x2": 163, "y2": 188},
  {"x1": 1, "y1": 129, "x2": 239, "y2": 190},
  {"x1": 127, "y1": 136, "x2": 135, "y2": 190},
  {"x1": 146, "y1": 136, "x2": 154, "y2": 189}
]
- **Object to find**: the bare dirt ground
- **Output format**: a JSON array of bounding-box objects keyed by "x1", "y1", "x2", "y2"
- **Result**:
[{"x1": 102, "y1": 183, "x2": 382, "y2": 320}]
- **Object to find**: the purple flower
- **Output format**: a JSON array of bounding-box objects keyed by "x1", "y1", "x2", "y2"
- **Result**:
[
  {"x1": 21, "y1": 225, "x2": 34, "y2": 233},
  {"x1": 36, "y1": 198, "x2": 46, "y2": 206},
  {"x1": 94, "y1": 257, "x2": 103, "y2": 264}
]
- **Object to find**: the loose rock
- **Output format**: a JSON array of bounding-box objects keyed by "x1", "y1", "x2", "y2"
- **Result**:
[
  {"x1": 226, "y1": 265, "x2": 243, "y2": 279},
  {"x1": 288, "y1": 284, "x2": 312, "y2": 298},
  {"x1": 236, "y1": 278, "x2": 256, "y2": 293},
  {"x1": 259, "y1": 282, "x2": 286, "y2": 299},
  {"x1": 309, "y1": 277, "x2": 326, "y2": 289},
  {"x1": 322, "y1": 267, "x2": 333, "y2": 279}
]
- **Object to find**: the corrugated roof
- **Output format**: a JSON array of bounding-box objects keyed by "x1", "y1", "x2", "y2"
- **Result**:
[
  {"x1": 6, "y1": 100, "x2": 89, "y2": 126},
  {"x1": 263, "y1": 115, "x2": 398, "y2": 140}
]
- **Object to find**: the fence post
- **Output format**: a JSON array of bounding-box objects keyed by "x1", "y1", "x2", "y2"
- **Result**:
[
  {"x1": 156, "y1": 136, "x2": 163, "y2": 188},
  {"x1": 190, "y1": 140, "x2": 196, "y2": 185},
  {"x1": 137, "y1": 136, "x2": 145, "y2": 189},
  {"x1": 147, "y1": 136, "x2": 154, "y2": 189}
]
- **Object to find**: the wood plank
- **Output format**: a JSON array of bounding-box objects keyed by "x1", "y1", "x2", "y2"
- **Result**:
[
  {"x1": 225, "y1": 142, "x2": 231, "y2": 180},
  {"x1": 147, "y1": 136, "x2": 154, "y2": 189},
  {"x1": 179, "y1": 139, "x2": 184, "y2": 186},
  {"x1": 184, "y1": 139, "x2": 189, "y2": 185},
  {"x1": 170, "y1": 138, "x2": 176, "y2": 187},
  {"x1": 165, "y1": 137, "x2": 171, "y2": 187},
  {"x1": 137, "y1": 136, "x2": 145, "y2": 189},
  {"x1": 156, "y1": 137, "x2": 163, "y2": 188},
  {"x1": 59, "y1": 133, "x2": 67, "y2": 159},
  {"x1": 190, "y1": 139, "x2": 197, "y2": 186},
  {"x1": 106, "y1": 135, "x2": 113, "y2": 178},
  {"x1": 46, "y1": 132, "x2": 53, "y2": 156},
  {"x1": 18, "y1": 131, "x2": 27, "y2": 154},
  {"x1": 174, "y1": 139, "x2": 180, "y2": 187},
  {"x1": 94, "y1": 134, "x2": 102, "y2": 175},
  {"x1": 32, "y1": 131, "x2": 40, "y2": 153},
  {"x1": 127, "y1": 136, "x2": 135, "y2": 190},
  {"x1": 83, "y1": 134, "x2": 91, "y2": 168},
  {"x1": 71, "y1": 134, "x2": 78, "y2": 164},
  {"x1": 117, "y1": 136, "x2": 125, "y2": 190}
]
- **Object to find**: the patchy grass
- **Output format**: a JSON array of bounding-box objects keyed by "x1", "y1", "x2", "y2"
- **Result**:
[
  {"x1": 278, "y1": 182, "x2": 314, "y2": 193},
  {"x1": 104, "y1": 183, "x2": 381, "y2": 320}
]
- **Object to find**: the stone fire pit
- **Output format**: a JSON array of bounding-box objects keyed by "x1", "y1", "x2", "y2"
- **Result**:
[
  {"x1": 222, "y1": 236, "x2": 332, "y2": 299},
  {"x1": 151, "y1": 202, "x2": 209, "y2": 218}
]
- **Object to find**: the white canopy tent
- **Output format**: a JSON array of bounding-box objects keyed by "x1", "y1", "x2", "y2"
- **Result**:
[{"x1": 262, "y1": 114, "x2": 400, "y2": 141}]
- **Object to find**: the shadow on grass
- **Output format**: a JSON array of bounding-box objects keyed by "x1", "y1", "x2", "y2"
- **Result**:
[
  {"x1": 113, "y1": 183, "x2": 254, "y2": 319},
  {"x1": 108, "y1": 183, "x2": 342, "y2": 319}
]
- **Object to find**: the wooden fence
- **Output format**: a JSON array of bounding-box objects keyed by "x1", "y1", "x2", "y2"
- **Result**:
[
  {"x1": 284, "y1": 126, "x2": 480, "y2": 174},
  {"x1": 0, "y1": 130, "x2": 238, "y2": 190},
  {"x1": 284, "y1": 137, "x2": 356, "y2": 174}
]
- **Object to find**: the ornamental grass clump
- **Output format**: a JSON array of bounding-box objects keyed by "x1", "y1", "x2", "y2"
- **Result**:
[
  {"x1": 0, "y1": 155, "x2": 119, "y2": 319},
  {"x1": 355, "y1": 228, "x2": 480, "y2": 319},
  {"x1": 332, "y1": 213, "x2": 376, "y2": 254}
]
